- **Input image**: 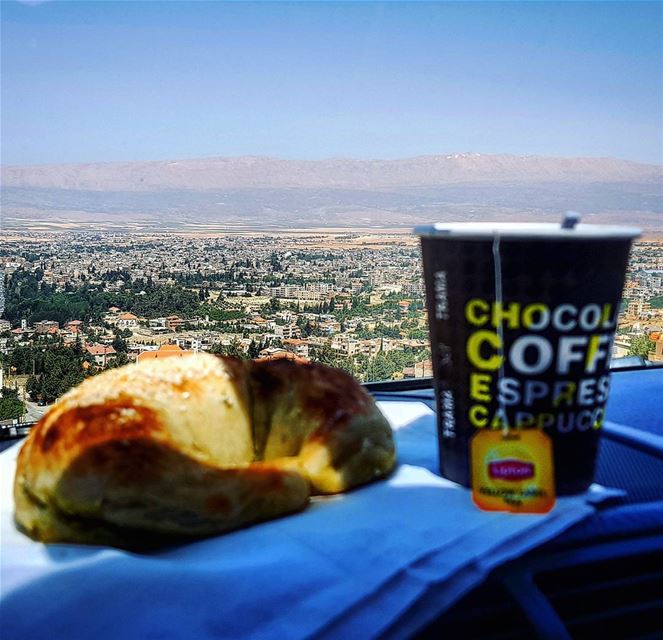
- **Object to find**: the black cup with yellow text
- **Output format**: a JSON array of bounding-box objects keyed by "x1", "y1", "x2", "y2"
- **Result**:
[{"x1": 416, "y1": 222, "x2": 640, "y2": 495}]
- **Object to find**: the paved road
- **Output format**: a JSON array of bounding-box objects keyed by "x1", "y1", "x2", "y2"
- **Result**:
[
  {"x1": 0, "y1": 400, "x2": 51, "y2": 452},
  {"x1": 23, "y1": 400, "x2": 50, "y2": 423}
]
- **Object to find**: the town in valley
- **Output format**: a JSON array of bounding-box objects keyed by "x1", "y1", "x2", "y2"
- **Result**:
[{"x1": 1, "y1": 231, "x2": 662, "y2": 425}]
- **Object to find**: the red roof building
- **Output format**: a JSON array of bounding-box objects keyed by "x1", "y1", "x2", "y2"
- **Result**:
[
  {"x1": 255, "y1": 348, "x2": 310, "y2": 364},
  {"x1": 85, "y1": 343, "x2": 117, "y2": 367},
  {"x1": 137, "y1": 344, "x2": 193, "y2": 362}
]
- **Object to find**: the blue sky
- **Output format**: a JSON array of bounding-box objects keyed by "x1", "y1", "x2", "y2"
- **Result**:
[{"x1": 2, "y1": 1, "x2": 662, "y2": 166}]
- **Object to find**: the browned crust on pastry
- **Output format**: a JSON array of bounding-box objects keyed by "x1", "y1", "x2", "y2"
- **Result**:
[{"x1": 246, "y1": 359, "x2": 395, "y2": 493}]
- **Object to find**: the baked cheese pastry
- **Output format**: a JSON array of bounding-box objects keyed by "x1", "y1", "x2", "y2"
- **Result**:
[{"x1": 14, "y1": 353, "x2": 395, "y2": 547}]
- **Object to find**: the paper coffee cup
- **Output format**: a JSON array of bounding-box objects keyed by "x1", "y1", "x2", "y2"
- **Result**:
[{"x1": 416, "y1": 220, "x2": 640, "y2": 495}]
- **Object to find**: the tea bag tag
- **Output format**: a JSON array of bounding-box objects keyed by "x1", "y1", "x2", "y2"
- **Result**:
[{"x1": 471, "y1": 429, "x2": 556, "y2": 513}]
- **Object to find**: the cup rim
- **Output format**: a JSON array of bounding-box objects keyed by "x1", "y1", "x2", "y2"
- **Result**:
[{"x1": 414, "y1": 222, "x2": 642, "y2": 240}]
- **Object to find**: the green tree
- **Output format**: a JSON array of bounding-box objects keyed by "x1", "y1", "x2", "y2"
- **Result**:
[
  {"x1": 0, "y1": 396, "x2": 25, "y2": 421},
  {"x1": 366, "y1": 353, "x2": 392, "y2": 382},
  {"x1": 105, "y1": 352, "x2": 130, "y2": 369},
  {"x1": 248, "y1": 339, "x2": 260, "y2": 359},
  {"x1": 0, "y1": 388, "x2": 25, "y2": 421},
  {"x1": 270, "y1": 253, "x2": 282, "y2": 272},
  {"x1": 199, "y1": 304, "x2": 245, "y2": 323},
  {"x1": 112, "y1": 333, "x2": 128, "y2": 353},
  {"x1": 26, "y1": 375, "x2": 40, "y2": 399},
  {"x1": 311, "y1": 342, "x2": 337, "y2": 367},
  {"x1": 4, "y1": 270, "x2": 202, "y2": 325},
  {"x1": 72, "y1": 334, "x2": 85, "y2": 357},
  {"x1": 301, "y1": 321, "x2": 314, "y2": 338},
  {"x1": 212, "y1": 339, "x2": 246, "y2": 359},
  {"x1": 628, "y1": 334, "x2": 652, "y2": 358},
  {"x1": 24, "y1": 345, "x2": 88, "y2": 403}
]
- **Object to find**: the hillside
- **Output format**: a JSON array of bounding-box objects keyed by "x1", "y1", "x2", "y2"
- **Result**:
[
  {"x1": 2, "y1": 153, "x2": 660, "y2": 191},
  {"x1": 1, "y1": 154, "x2": 661, "y2": 231}
]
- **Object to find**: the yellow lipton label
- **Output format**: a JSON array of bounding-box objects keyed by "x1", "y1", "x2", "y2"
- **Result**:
[{"x1": 471, "y1": 429, "x2": 555, "y2": 513}]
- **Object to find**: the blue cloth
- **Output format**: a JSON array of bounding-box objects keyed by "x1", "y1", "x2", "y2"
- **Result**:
[
  {"x1": 1, "y1": 402, "x2": 607, "y2": 640},
  {"x1": 605, "y1": 368, "x2": 663, "y2": 435}
]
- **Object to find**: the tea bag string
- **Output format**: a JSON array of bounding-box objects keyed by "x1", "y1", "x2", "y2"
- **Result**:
[{"x1": 492, "y1": 233, "x2": 510, "y2": 435}]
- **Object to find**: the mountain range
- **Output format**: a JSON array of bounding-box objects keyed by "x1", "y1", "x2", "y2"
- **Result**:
[{"x1": 1, "y1": 153, "x2": 661, "y2": 231}]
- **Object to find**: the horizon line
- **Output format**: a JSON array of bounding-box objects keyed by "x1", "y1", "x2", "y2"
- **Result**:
[{"x1": 3, "y1": 151, "x2": 663, "y2": 170}]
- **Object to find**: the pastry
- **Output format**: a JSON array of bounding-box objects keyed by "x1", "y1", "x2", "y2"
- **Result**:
[{"x1": 14, "y1": 353, "x2": 396, "y2": 547}]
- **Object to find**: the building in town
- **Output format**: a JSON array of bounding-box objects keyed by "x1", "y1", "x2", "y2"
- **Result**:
[
  {"x1": 85, "y1": 343, "x2": 117, "y2": 367},
  {"x1": 34, "y1": 320, "x2": 59, "y2": 334},
  {"x1": 648, "y1": 332, "x2": 663, "y2": 363},
  {"x1": 136, "y1": 343, "x2": 193, "y2": 362},
  {"x1": 256, "y1": 347, "x2": 310, "y2": 364},
  {"x1": 116, "y1": 312, "x2": 140, "y2": 329}
]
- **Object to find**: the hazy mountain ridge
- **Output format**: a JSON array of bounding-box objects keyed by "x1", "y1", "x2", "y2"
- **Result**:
[
  {"x1": 1, "y1": 154, "x2": 661, "y2": 231},
  {"x1": 3, "y1": 153, "x2": 661, "y2": 192}
]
